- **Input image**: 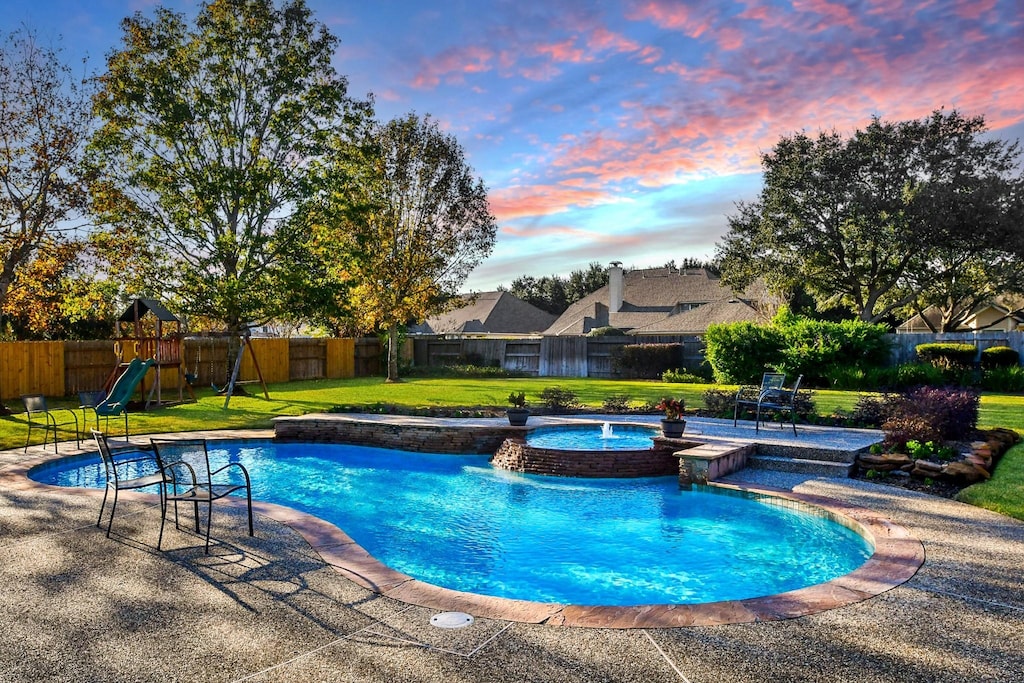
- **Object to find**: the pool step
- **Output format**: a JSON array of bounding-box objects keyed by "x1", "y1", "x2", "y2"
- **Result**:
[{"x1": 746, "y1": 454, "x2": 857, "y2": 477}]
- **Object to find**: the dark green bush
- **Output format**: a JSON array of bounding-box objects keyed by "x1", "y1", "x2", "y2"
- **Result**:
[
  {"x1": 403, "y1": 364, "x2": 528, "y2": 378},
  {"x1": 661, "y1": 368, "x2": 708, "y2": 383},
  {"x1": 539, "y1": 386, "x2": 580, "y2": 413},
  {"x1": 915, "y1": 342, "x2": 977, "y2": 370},
  {"x1": 891, "y1": 362, "x2": 951, "y2": 388},
  {"x1": 612, "y1": 343, "x2": 683, "y2": 379},
  {"x1": 701, "y1": 388, "x2": 737, "y2": 417},
  {"x1": 981, "y1": 366, "x2": 1024, "y2": 392},
  {"x1": 980, "y1": 345, "x2": 1020, "y2": 369},
  {"x1": 602, "y1": 394, "x2": 632, "y2": 412},
  {"x1": 703, "y1": 322, "x2": 783, "y2": 384},
  {"x1": 850, "y1": 393, "x2": 901, "y2": 427}
]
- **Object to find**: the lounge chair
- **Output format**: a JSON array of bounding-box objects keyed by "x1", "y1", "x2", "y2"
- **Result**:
[
  {"x1": 150, "y1": 439, "x2": 253, "y2": 554},
  {"x1": 95, "y1": 358, "x2": 155, "y2": 437},
  {"x1": 93, "y1": 430, "x2": 167, "y2": 538},
  {"x1": 734, "y1": 374, "x2": 803, "y2": 436},
  {"x1": 22, "y1": 394, "x2": 80, "y2": 452}
]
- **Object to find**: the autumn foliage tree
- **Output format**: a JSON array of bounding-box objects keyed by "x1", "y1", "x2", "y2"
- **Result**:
[
  {"x1": 311, "y1": 113, "x2": 497, "y2": 381},
  {"x1": 0, "y1": 29, "x2": 92, "y2": 338}
]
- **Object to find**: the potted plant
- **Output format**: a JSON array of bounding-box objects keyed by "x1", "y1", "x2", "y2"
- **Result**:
[
  {"x1": 656, "y1": 396, "x2": 686, "y2": 438},
  {"x1": 506, "y1": 391, "x2": 530, "y2": 426}
]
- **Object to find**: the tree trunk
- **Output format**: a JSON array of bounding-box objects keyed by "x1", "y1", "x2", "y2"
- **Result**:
[{"x1": 386, "y1": 324, "x2": 402, "y2": 383}]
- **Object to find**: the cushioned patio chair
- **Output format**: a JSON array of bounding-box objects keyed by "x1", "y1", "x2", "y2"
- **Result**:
[
  {"x1": 93, "y1": 430, "x2": 167, "y2": 538},
  {"x1": 734, "y1": 374, "x2": 803, "y2": 436},
  {"x1": 150, "y1": 438, "x2": 253, "y2": 554},
  {"x1": 22, "y1": 394, "x2": 80, "y2": 453}
]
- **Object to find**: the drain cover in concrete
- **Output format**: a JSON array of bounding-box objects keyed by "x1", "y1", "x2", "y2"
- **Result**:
[{"x1": 430, "y1": 611, "x2": 474, "y2": 629}]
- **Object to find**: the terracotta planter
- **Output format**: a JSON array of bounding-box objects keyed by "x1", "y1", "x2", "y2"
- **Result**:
[
  {"x1": 661, "y1": 418, "x2": 686, "y2": 438},
  {"x1": 507, "y1": 408, "x2": 530, "y2": 426}
]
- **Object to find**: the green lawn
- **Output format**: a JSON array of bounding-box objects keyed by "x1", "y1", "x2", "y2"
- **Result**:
[{"x1": 4, "y1": 377, "x2": 1021, "y2": 520}]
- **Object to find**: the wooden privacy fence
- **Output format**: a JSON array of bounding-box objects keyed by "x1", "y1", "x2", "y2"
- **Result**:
[
  {"x1": 0, "y1": 337, "x2": 380, "y2": 401},
  {"x1": 410, "y1": 335, "x2": 707, "y2": 378},
  {"x1": 888, "y1": 331, "x2": 1024, "y2": 365},
  {"x1": 412, "y1": 331, "x2": 1024, "y2": 379}
]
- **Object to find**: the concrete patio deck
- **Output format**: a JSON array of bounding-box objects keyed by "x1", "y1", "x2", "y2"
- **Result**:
[{"x1": 1, "y1": 425, "x2": 1022, "y2": 682}]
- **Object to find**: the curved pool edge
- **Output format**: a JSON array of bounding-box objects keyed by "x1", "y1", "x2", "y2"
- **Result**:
[{"x1": 6, "y1": 433, "x2": 925, "y2": 629}]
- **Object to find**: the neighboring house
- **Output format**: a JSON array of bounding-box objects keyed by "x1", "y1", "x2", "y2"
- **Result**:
[
  {"x1": 411, "y1": 291, "x2": 557, "y2": 335},
  {"x1": 544, "y1": 263, "x2": 764, "y2": 336},
  {"x1": 897, "y1": 297, "x2": 1024, "y2": 333}
]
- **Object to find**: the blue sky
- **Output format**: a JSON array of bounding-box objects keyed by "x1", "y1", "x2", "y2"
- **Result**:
[{"x1": 6, "y1": 0, "x2": 1024, "y2": 291}]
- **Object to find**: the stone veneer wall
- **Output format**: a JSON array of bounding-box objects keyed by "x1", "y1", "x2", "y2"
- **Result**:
[
  {"x1": 275, "y1": 417, "x2": 522, "y2": 454},
  {"x1": 491, "y1": 438, "x2": 682, "y2": 478}
]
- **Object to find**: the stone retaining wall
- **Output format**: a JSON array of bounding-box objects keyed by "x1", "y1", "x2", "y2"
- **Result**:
[
  {"x1": 491, "y1": 438, "x2": 682, "y2": 478},
  {"x1": 275, "y1": 416, "x2": 522, "y2": 454}
]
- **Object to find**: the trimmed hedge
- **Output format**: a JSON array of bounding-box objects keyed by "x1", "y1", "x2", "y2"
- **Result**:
[
  {"x1": 980, "y1": 345, "x2": 1020, "y2": 369},
  {"x1": 916, "y1": 342, "x2": 977, "y2": 370}
]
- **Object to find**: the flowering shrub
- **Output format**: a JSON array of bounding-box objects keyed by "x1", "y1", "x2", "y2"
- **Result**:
[
  {"x1": 656, "y1": 396, "x2": 685, "y2": 420},
  {"x1": 882, "y1": 386, "x2": 980, "y2": 450}
]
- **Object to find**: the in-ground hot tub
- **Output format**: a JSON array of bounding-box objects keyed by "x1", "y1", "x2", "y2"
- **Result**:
[{"x1": 492, "y1": 422, "x2": 695, "y2": 477}]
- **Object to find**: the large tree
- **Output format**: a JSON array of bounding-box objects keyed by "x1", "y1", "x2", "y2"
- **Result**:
[
  {"x1": 313, "y1": 112, "x2": 497, "y2": 381},
  {"x1": 506, "y1": 262, "x2": 609, "y2": 314},
  {"x1": 717, "y1": 110, "x2": 1024, "y2": 324},
  {"x1": 0, "y1": 29, "x2": 92, "y2": 338},
  {"x1": 88, "y1": 0, "x2": 366, "y2": 359}
]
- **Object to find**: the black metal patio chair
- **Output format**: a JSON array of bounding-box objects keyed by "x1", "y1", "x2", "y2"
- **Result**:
[
  {"x1": 22, "y1": 394, "x2": 80, "y2": 452},
  {"x1": 734, "y1": 374, "x2": 804, "y2": 436},
  {"x1": 150, "y1": 438, "x2": 253, "y2": 554},
  {"x1": 93, "y1": 430, "x2": 167, "y2": 538}
]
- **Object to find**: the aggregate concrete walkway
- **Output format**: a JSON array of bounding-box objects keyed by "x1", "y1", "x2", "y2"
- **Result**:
[{"x1": 1, "y1": 431, "x2": 1022, "y2": 682}]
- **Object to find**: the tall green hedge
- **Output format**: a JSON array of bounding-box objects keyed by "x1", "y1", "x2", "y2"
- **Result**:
[
  {"x1": 703, "y1": 321, "x2": 783, "y2": 384},
  {"x1": 704, "y1": 310, "x2": 891, "y2": 386}
]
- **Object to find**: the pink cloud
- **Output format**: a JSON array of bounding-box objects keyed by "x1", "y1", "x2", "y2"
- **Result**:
[
  {"x1": 411, "y1": 45, "x2": 495, "y2": 89},
  {"x1": 628, "y1": 1, "x2": 717, "y2": 38},
  {"x1": 954, "y1": 0, "x2": 997, "y2": 21},
  {"x1": 535, "y1": 39, "x2": 588, "y2": 64},
  {"x1": 490, "y1": 184, "x2": 615, "y2": 221}
]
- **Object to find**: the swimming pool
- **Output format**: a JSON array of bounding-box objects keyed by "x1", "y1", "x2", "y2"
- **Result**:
[{"x1": 31, "y1": 439, "x2": 873, "y2": 606}]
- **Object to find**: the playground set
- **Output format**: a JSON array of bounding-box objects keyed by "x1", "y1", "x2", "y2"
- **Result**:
[{"x1": 81, "y1": 300, "x2": 269, "y2": 432}]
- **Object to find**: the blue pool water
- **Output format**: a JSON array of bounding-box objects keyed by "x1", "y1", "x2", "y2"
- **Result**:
[
  {"x1": 527, "y1": 424, "x2": 658, "y2": 450},
  {"x1": 32, "y1": 440, "x2": 873, "y2": 606}
]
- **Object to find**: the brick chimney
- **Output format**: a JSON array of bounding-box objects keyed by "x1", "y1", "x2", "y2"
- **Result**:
[{"x1": 609, "y1": 261, "x2": 624, "y2": 313}]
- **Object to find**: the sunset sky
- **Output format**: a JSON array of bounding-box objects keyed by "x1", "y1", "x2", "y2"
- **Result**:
[{"x1": 6, "y1": 0, "x2": 1024, "y2": 291}]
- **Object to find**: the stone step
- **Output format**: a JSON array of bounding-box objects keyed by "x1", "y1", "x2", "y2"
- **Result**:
[
  {"x1": 754, "y1": 442, "x2": 862, "y2": 464},
  {"x1": 746, "y1": 454, "x2": 856, "y2": 477}
]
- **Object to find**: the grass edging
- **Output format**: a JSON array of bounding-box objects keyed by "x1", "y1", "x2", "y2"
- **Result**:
[{"x1": 956, "y1": 440, "x2": 1024, "y2": 520}]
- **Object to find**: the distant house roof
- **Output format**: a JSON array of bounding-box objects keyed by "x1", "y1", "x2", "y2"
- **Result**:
[
  {"x1": 411, "y1": 291, "x2": 557, "y2": 335},
  {"x1": 627, "y1": 298, "x2": 761, "y2": 335},
  {"x1": 898, "y1": 297, "x2": 1024, "y2": 333},
  {"x1": 544, "y1": 267, "x2": 764, "y2": 335}
]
